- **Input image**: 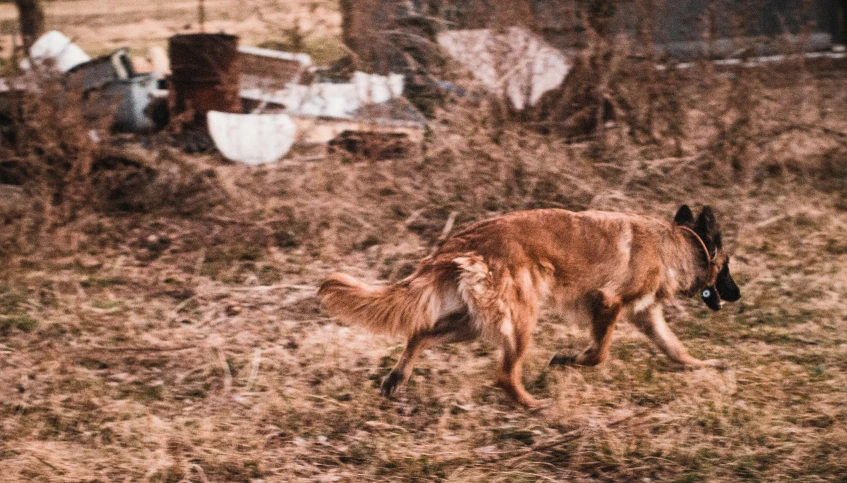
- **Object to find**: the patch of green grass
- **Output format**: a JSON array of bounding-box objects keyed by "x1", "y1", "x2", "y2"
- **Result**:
[
  {"x1": 80, "y1": 276, "x2": 127, "y2": 289},
  {"x1": 38, "y1": 322, "x2": 78, "y2": 339},
  {"x1": 119, "y1": 381, "x2": 164, "y2": 403},
  {"x1": 258, "y1": 34, "x2": 345, "y2": 65},
  {"x1": 201, "y1": 243, "x2": 266, "y2": 280},
  {"x1": 629, "y1": 381, "x2": 680, "y2": 407},
  {"x1": 493, "y1": 427, "x2": 536, "y2": 446},
  {"x1": 193, "y1": 458, "x2": 263, "y2": 481},
  {"x1": 793, "y1": 213, "x2": 820, "y2": 229},
  {"x1": 90, "y1": 299, "x2": 123, "y2": 309},
  {"x1": 695, "y1": 407, "x2": 729, "y2": 437},
  {"x1": 0, "y1": 286, "x2": 28, "y2": 315},
  {"x1": 258, "y1": 264, "x2": 282, "y2": 284},
  {"x1": 0, "y1": 56, "x2": 20, "y2": 76},
  {"x1": 0, "y1": 314, "x2": 37, "y2": 335},
  {"x1": 825, "y1": 239, "x2": 847, "y2": 255},
  {"x1": 379, "y1": 354, "x2": 398, "y2": 369},
  {"x1": 797, "y1": 440, "x2": 847, "y2": 478},
  {"x1": 137, "y1": 356, "x2": 169, "y2": 369},
  {"x1": 378, "y1": 455, "x2": 447, "y2": 480},
  {"x1": 148, "y1": 465, "x2": 184, "y2": 483},
  {"x1": 177, "y1": 388, "x2": 208, "y2": 400},
  {"x1": 306, "y1": 36, "x2": 346, "y2": 65},
  {"x1": 640, "y1": 361, "x2": 655, "y2": 383},
  {"x1": 339, "y1": 441, "x2": 379, "y2": 465},
  {"x1": 527, "y1": 368, "x2": 555, "y2": 396},
  {"x1": 733, "y1": 451, "x2": 780, "y2": 481},
  {"x1": 79, "y1": 357, "x2": 109, "y2": 370}
]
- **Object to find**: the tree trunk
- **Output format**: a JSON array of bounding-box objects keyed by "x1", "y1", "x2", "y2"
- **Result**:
[{"x1": 15, "y1": 0, "x2": 46, "y2": 52}]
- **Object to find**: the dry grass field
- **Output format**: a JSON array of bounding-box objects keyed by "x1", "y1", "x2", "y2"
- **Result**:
[
  {"x1": 0, "y1": 0, "x2": 343, "y2": 61},
  {"x1": 2, "y1": 2, "x2": 847, "y2": 482}
]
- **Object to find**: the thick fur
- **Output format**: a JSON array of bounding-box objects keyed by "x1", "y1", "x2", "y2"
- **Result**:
[
  {"x1": 318, "y1": 206, "x2": 739, "y2": 407},
  {"x1": 318, "y1": 271, "x2": 464, "y2": 337}
]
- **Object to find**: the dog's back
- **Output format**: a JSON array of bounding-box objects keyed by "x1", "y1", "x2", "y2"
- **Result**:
[{"x1": 431, "y1": 209, "x2": 686, "y2": 306}]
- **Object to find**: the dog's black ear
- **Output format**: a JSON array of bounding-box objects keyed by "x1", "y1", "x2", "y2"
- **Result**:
[
  {"x1": 695, "y1": 206, "x2": 717, "y2": 235},
  {"x1": 674, "y1": 205, "x2": 694, "y2": 226}
]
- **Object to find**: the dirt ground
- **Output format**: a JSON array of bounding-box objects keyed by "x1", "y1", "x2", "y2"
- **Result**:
[{"x1": 1, "y1": 2, "x2": 847, "y2": 482}]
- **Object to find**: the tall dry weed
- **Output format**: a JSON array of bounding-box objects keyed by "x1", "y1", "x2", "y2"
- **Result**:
[
  {"x1": 0, "y1": 71, "x2": 231, "y2": 262},
  {"x1": 5, "y1": 72, "x2": 102, "y2": 223}
]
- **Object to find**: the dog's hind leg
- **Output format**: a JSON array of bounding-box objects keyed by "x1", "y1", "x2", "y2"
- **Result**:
[
  {"x1": 632, "y1": 304, "x2": 725, "y2": 368},
  {"x1": 550, "y1": 289, "x2": 622, "y2": 367},
  {"x1": 381, "y1": 311, "x2": 478, "y2": 398},
  {"x1": 494, "y1": 304, "x2": 541, "y2": 407}
]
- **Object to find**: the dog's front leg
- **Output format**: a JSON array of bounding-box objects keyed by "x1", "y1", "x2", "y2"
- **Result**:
[
  {"x1": 550, "y1": 289, "x2": 622, "y2": 367},
  {"x1": 632, "y1": 304, "x2": 725, "y2": 368}
]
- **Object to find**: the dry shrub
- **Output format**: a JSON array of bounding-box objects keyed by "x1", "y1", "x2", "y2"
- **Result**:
[
  {"x1": 423, "y1": 103, "x2": 597, "y2": 215},
  {"x1": 529, "y1": 38, "x2": 688, "y2": 159},
  {"x1": 0, "y1": 72, "x2": 231, "y2": 260},
  {"x1": 411, "y1": 1, "x2": 847, "y2": 182},
  {"x1": 90, "y1": 147, "x2": 229, "y2": 215},
  {"x1": 258, "y1": 101, "x2": 606, "y2": 263},
  {"x1": 3, "y1": 73, "x2": 101, "y2": 222}
]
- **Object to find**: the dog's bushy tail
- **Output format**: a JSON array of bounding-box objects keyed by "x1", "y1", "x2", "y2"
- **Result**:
[{"x1": 318, "y1": 272, "x2": 437, "y2": 337}]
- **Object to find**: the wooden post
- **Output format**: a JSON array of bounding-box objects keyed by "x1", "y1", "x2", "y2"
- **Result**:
[{"x1": 14, "y1": 0, "x2": 45, "y2": 52}]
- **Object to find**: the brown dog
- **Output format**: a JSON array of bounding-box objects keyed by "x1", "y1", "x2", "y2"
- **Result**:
[{"x1": 318, "y1": 205, "x2": 740, "y2": 407}]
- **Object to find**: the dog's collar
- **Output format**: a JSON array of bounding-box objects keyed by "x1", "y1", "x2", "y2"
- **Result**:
[
  {"x1": 679, "y1": 225, "x2": 715, "y2": 293},
  {"x1": 679, "y1": 226, "x2": 712, "y2": 267}
]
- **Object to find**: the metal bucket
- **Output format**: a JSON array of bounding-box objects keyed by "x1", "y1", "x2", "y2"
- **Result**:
[{"x1": 168, "y1": 33, "x2": 240, "y2": 127}]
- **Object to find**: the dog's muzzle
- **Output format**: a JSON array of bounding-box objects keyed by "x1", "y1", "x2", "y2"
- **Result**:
[{"x1": 701, "y1": 286, "x2": 722, "y2": 311}]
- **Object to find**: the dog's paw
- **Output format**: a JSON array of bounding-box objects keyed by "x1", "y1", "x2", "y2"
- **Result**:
[
  {"x1": 549, "y1": 353, "x2": 578, "y2": 367},
  {"x1": 380, "y1": 371, "x2": 403, "y2": 398}
]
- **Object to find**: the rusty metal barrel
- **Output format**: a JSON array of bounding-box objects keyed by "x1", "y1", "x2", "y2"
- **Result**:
[{"x1": 168, "y1": 33, "x2": 241, "y2": 127}]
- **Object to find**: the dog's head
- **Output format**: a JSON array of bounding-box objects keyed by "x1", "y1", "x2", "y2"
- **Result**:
[{"x1": 674, "y1": 205, "x2": 741, "y2": 310}]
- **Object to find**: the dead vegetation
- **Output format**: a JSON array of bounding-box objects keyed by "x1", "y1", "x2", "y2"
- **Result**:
[{"x1": 2, "y1": 1, "x2": 847, "y2": 482}]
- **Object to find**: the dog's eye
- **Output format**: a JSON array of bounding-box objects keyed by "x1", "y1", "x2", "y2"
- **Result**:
[{"x1": 702, "y1": 289, "x2": 711, "y2": 298}]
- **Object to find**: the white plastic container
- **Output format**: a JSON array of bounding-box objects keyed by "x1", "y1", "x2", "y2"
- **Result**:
[
  {"x1": 23, "y1": 31, "x2": 91, "y2": 72},
  {"x1": 207, "y1": 111, "x2": 297, "y2": 164}
]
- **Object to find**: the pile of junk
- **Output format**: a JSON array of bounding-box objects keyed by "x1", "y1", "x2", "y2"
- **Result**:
[{"x1": 0, "y1": 31, "x2": 427, "y2": 164}]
